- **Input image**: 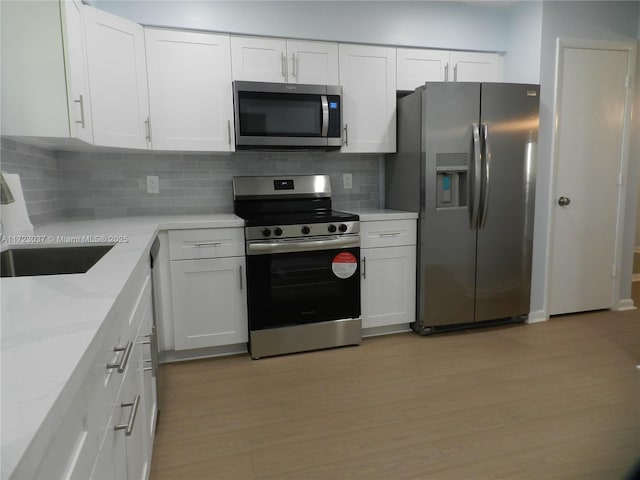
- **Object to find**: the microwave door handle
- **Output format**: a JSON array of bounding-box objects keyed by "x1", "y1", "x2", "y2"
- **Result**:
[{"x1": 321, "y1": 95, "x2": 329, "y2": 137}]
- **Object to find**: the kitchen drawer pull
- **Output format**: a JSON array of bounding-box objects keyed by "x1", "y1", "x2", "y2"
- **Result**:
[
  {"x1": 227, "y1": 119, "x2": 231, "y2": 145},
  {"x1": 291, "y1": 53, "x2": 297, "y2": 78},
  {"x1": 362, "y1": 256, "x2": 366, "y2": 279},
  {"x1": 444, "y1": 63, "x2": 449, "y2": 81},
  {"x1": 239, "y1": 264, "x2": 243, "y2": 290},
  {"x1": 106, "y1": 341, "x2": 133, "y2": 373},
  {"x1": 114, "y1": 394, "x2": 140, "y2": 436},
  {"x1": 378, "y1": 232, "x2": 401, "y2": 237},
  {"x1": 281, "y1": 52, "x2": 286, "y2": 78},
  {"x1": 191, "y1": 242, "x2": 223, "y2": 247},
  {"x1": 145, "y1": 117, "x2": 152, "y2": 143},
  {"x1": 453, "y1": 63, "x2": 458, "y2": 81},
  {"x1": 344, "y1": 124, "x2": 349, "y2": 146}
]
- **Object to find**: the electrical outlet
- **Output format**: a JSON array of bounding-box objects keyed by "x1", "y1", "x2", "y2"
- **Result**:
[
  {"x1": 146, "y1": 176, "x2": 159, "y2": 194},
  {"x1": 343, "y1": 173, "x2": 353, "y2": 189}
]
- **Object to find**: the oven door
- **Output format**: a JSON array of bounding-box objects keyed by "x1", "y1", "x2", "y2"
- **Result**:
[
  {"x1": 233, "y1": 81, "x2": 342, "y2": 148},
  {"x1": 246, "y1": 244, "x2": 360, "y2": 331}
]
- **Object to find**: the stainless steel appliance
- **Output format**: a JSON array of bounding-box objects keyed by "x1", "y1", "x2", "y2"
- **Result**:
[
  {"x1": 233, "y1": 175, "x2": 361, "y2": 359},
  {"x1": 386, "y1": 82, "x2": 539, "y2": 333},
  {"x1": 233, "y1": 81, "x2": 342, "y2": 148},
  {"x1": 149, "y1": 238, "x2": 164, "y2": 415}
]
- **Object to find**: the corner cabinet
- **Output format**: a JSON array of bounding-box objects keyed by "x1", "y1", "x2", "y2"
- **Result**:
[
  {"x1": 168, "y1": 228, "x2": 248, "y2": 350},
  {"x1": 1, "y1": 0, "x2": 93, "y2": 143},
  {"x1": 397, "y1": 47, "x2": 502, "y2": 90},
  {"x1": 339, "y1": 44, "x2": 396, "y2": 153},
  {"x1": 231, "y1": 35, "x2": 339, "y2": 85},
  {"x1": 83, "y1": 6, "x2": 150, "y2": 149},
  {"x1": 145, "y1": 28, "x2": 235, "y2": 151},
  {"x1": 360, "y1": 219, "x2": 417, "y2": 332}
]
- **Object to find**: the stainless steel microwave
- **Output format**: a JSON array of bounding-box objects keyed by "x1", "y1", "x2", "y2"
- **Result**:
[{"x1": 233, "y1": 81, "x2": 342, "y2": 149}]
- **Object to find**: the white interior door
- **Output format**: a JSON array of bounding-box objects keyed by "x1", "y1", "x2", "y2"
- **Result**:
[{"x1": 549, "y1": 43, "x2": 632, "y2": 315}]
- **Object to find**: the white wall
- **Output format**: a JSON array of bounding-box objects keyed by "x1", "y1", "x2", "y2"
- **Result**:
[
  {"x1": 503, "y1": 1, "x2": 542, "y2": 83},
  {"x1": 92, "y1": 0, "x2": 509, "y2": 52},
  {"x1": 531, "y1": 1, "x2": 640, "y2": 315}
]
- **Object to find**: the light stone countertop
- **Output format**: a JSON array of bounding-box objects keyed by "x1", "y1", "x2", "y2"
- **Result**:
[
  {"x1": 1, "y1": 215, "x2": 242, "y2": 479},
  {"x1": 0, "y1": 209, "x2": 414, "y2": 478}
]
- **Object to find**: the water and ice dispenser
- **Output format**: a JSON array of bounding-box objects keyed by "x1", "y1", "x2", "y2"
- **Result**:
[{"x1": 435, "y1": 153, "x2": 468, "y2": 209}]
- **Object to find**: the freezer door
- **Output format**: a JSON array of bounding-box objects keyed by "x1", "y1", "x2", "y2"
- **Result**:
[
  {"x1": 475, "y1": 83, "x2": 539, "y2": 322},
  {"x1": 419, "y1": 83, "x2": 480, "y2": 329}
]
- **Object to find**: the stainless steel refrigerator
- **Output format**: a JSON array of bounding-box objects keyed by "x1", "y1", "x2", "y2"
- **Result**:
[{"x1": 386, "y1": 83, "x2": 539, "y2": 334}]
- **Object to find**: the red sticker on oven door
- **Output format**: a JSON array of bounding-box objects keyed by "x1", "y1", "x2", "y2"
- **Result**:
[{"x1": 332, "y1": 252, "x2": 358, "y2": 279}]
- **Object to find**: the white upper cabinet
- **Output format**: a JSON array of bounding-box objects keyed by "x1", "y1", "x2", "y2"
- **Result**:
[
  {"x1": 83, "y1": 6, "x2": 150, "y2": 149},
  {"x1": 1, "y1": 0, "x2": 93, "y2": 143},
  {"x1": 448, "y1": 51, "x2": 502, "y2": 82},
  {"x1": 145, "y1": 28, "x2": 234, "y2": 151},
  {"x1": 397, "y1": 48, "x2": 450, "y2": 89},
  {"x1": 285, "y1": 39, "x2": 339, "y2": 84},
  {"x1": 397, "y1": 48, "x2": 502, "y2": 91},
  {"x1": 231, "y1": 35, "x2": 339, "y2": 85},
  {"x1": 339, "y1": 44, "x2": 396, "y2": 153}
]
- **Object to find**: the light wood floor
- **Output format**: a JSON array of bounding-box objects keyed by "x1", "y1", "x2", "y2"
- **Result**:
[{"x1": 150, "y1": 286, "x2": 640, "y2": 479}]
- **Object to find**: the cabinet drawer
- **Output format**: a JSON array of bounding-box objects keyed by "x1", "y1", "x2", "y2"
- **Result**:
[
  {"x1": 360, "y1": 219, "x2": 416, "y2": 248},
  {"x1": 168, "y1": 228, "x2": 244, "y2": 260}
]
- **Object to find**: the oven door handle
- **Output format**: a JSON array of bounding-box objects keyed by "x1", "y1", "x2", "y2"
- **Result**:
[{"x1": 247, "y1": 235, "x2": 359, "y2": 255}]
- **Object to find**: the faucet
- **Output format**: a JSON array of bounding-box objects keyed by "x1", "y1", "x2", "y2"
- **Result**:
[{"x1": 0, "y1": 172, "x2": 15, "y2": 239}]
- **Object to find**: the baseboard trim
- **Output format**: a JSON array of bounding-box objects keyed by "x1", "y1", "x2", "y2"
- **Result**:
[
  {"x1": 633, "y1": 274, "x2": 640, "y2": 282},
  {"x1": 159, "y1": 343, "x2": 248, "y2": 363},
  {"x1": 526, "y1": 310, "x2": 548, "y2": 324},
  {"x1": 615, "y1": 298, "x2": 636, "y2": 311},
  {"x1": 362, "y1": 323, "x2": 412, "y2": 338}
]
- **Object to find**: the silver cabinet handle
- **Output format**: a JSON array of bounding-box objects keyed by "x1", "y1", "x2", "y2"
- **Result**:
[
  {"x1": 558, "y1": 196, "x2": 571, "y2": 206},
  {"x1": 469, "y1": 124, "x2": 482, "y2": 230},
  {"x1": 106, "y1": 341, "x2": 133, "y2": 373},
  {"x1": 453, "y1": 64, "x2": 458, "y2": 81},
  {"x1": 74, "y1": 95, "x2": 86, "y2": 128},
  {"x1": 114, "y1": 394, "x2": 140, "y2": 436},
  {"x1": 191, "y1": 242, "x2": 223, "y2": 247},
  {"x1": 227, "y1": 119, "x2": 231, "y2": 145},
  {"x1": 479, "y1": 123, "x2": 491, "y2": 230},
  {"x1": 378, "y1": 232, "x2": 401, "y2": 237},
  {"x1": 145, "y1": 116, "x2": 152, "y2": 143},
  {"x1": 444, "y1": 63, "x2": 449, "y2": 81},
  {"x1": 362, "y1": 256, "x2": 366, "y2": 279},
  {"x1": 239, "y1": 264, "x2": 243, "y2": 290},
  {"x1": 291, "y1": 53, "x2": 297, "y2": 78},
  {"x1": 344, "y1": 124, "x2": 349, "y2": 146},
  {"x1": 281, "y1": 52, "x2": 286, "y2": 78}
]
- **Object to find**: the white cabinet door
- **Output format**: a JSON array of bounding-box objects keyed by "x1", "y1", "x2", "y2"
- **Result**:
[
  {"x1": 84, "y1": 6, "x2": 149, "y2": 149},
  {"x1": 61, "y1": 0, "x2": 93, "y2": 143},
  {"x1": 145, "y1": 28, "x2": 234, "y2": 151},
  {"x1": 397, "y1": 48, "x2": 449, "y2": 90},
  {"x1": 449, "y1": 51, "x2": 502, "y2": 82},
  {"x1": 339, "y1": 44, "x2": 396, "y2": 153},
  {"x1": 361, "y1": 245, "x2": 416, "y2": 329},
  {"x1": 171, "y1": 256, "x2": 248, "y2": 350},
  {"x1": 0, "y1": 0, "x2": 92, "y2": 142},
  {"x1": 286, "y1": 39, "x2": 339, "y2": 85},
  {"x1": 231, "y1": 35, "x2": 287, "y2": 83}
]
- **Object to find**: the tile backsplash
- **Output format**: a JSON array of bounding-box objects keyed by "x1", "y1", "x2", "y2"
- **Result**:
[{"x1": 1, "y1": 138, "x2": 381, "y2": 224}]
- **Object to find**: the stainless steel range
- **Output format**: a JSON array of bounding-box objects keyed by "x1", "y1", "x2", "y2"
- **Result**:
[{"x1": 233, "y1": 175, "x2": 361, "y2": 359}]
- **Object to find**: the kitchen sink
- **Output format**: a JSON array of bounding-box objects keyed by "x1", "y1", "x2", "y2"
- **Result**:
[{"x1": 0, "y1": 245, "x2": 114, "y2": 277}]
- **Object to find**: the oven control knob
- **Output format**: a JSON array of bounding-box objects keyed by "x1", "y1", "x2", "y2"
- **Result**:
[
  {"x1": 328, "y1": 224, "x2": 337, "y2": 233},
  {"x1": 262, "y1": 228, "x2": 271, "y2": 237},
  {"x1": 301, "y1": 226, "x2": 311, "y2": 235},
  {"x1": 339, "y1": 224, "x2": 348, "y2": 233},
  {"x1": 274, "y1": 227, "x2": 283, "y2": 236}
]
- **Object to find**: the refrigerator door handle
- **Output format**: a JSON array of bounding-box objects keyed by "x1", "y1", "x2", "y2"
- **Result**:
[
  {"x1": 469, "y1": 123, "x2": 482, "y2": 229},
  {"x1": 479, "y1": 123, "x2": 491, "y2": 229}
]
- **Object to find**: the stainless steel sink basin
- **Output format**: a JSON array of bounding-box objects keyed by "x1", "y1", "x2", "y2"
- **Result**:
[{"x1": 1, "y1": 245, "x2": 114, "y2": 277}]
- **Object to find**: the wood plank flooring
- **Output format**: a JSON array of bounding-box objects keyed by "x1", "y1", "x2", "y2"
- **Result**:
[{"x1": 150, "y1": 287, "x2": 640, "y2": 479}]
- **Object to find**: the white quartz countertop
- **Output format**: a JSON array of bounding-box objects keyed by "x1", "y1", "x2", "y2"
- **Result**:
[
  {"x1": 0, "y1": 210, "x2": 413, "y2": 478},
  {"x1": 352, "y1": 208, "x2": 418, "y2": 221},
  {"x1": 0, "y1": 214, "x2": 242, "y2": 479}
]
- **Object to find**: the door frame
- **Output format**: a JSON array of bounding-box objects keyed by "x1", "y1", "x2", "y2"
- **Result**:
[{"x1": 545, "y1": 37, "x2": 637, "y2": 316}]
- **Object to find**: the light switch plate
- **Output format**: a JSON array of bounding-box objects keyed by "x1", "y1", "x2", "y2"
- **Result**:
[
  {"x1": 343, "y1": 173, "x2": 353, "y2": 189},
  {"x1": 147, "y1": 176, "x2": 159, "y2": 194}
]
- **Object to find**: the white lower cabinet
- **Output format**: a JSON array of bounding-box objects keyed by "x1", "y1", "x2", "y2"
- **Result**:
[
  {"x1": 168, "y1": 228, "x2": 248, "y2": 351},
  {"x1": 360, "y1": 219, "x2": 417, "y2": 330}
]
